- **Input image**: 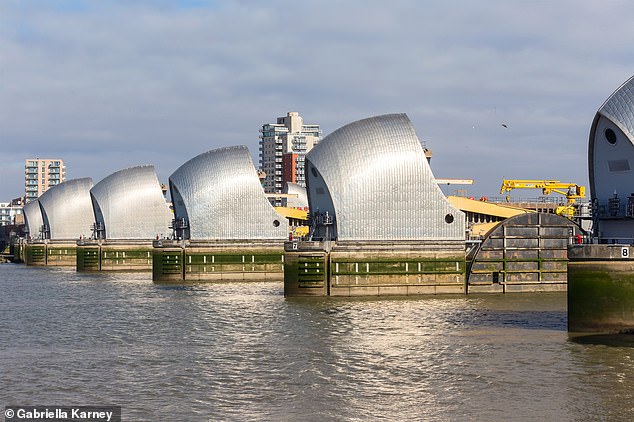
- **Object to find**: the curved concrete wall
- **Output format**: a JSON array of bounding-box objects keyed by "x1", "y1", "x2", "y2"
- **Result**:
[
  {"x1": 305, "y1": 113, "x2": 464, "y2": 241},
  {"x1": 90, "y1": 165, "x2": 172, "y2": 239},
  {"x1": 38, "y1": 178, "x2": 94, "y2": 240},
  {"x1": 169, "y1": 146, "x2": 288, "y2": 240},
  {"x1": 23, "y1": 200, "x2": 44, "y2": 240}
]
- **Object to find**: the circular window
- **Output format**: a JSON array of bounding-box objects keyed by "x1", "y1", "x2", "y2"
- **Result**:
[
  {"x1": 310, "y1": 166, "x2": 318, "y2": 178},
  {"x1": 605, "y1": 128, "x2": 617, "y2": 145},
  {"x1": 273, "y1": 220, "x2": 280, "y2": 227},
  {"x1": 445, "y1": 214, "x2": 454, "y2": 224}
]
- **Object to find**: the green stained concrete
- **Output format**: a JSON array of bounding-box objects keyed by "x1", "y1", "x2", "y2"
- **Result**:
[
  {"x1": 26, "y1": 244, "x2": 47, "y2": 266},
  {"x1": 153, "y1": 242, "x2": 285, "y2": 283},
  {"x1": 24, "y1": 243, "x2": 76, "y2": 267},
  {"x1": 331, "y1": 258, "x2": 464, "y2": 276},
  {"x1": 568, "y1": 263, "x2": 634, "y2": 333},
  {"x1": 77, "y1": 243, "x2": 154, "y2": 272},
  {"x1": 284, "y1": 252, "x2": 328, "y2": 296},
  {"x1": 77, "y1": 247, "x2": 100, "y2": 271},
  {"x1": 284, "y1": 242, "x2": 466, "y2": 297}
]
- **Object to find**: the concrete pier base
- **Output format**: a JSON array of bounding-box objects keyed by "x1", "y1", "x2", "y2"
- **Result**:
[
  {"x1": 77, "y1": 240, "x2": 154, "y2": 272},
  {"x1": 152, "y1": 240, "x2": 285, "y2": 283},
  {"x1": 10, "y1": 239, "x2": 26, "y2": 263},
  {"x1": 24, "y1": 241, "x2": 77, "y2": 267},
  {"x1": 568, "y1": 244, "x2": 634, "y2": 333},
  {"x1": 284, "y1": 240, "x2": 466, "y2": 297}
]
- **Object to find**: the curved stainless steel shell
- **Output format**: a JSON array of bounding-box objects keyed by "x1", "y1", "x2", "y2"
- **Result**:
[
  {"x1": 283, "y1": 182, "x2": 309, "y2": 209},
  {"x1": 90, "y1": 165, "x2": 172, "y2": 239},
  {"x1": 598, "y1": 75, "x2": 634, "y2": 145},
  {"x1": 306, "y1": 113, "x2": 465, "y2": 241},
  {"x1": 169, "y1": 146, "x2": 288, "y2": 240},
  {"x1": 23, "y1": 200, "x2": 44, "y2": 239},
  {"x1": 38, "y1": 178, "x2": 94, "y2": 240}
]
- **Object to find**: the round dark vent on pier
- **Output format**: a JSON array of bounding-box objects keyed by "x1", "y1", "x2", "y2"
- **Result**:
[
  {"x1": 445, "y1": 214, "x2": 454, "y2": 224},
  {"x1": 273, "y1": 220, "x2": 280, "y2": 227},
  {"x1": 605, "y1": 128, "x2": 617, "y2": 145}
]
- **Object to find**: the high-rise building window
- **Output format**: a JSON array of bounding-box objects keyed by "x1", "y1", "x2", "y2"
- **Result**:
[
  {"x1": 25, "y1": 158, "x2": 66, "y2": 202},
  {"x1": 258, "y1": 112, "x2": 321, "y2": 206}
]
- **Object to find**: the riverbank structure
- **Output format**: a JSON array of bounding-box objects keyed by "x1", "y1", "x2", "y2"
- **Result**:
[
  {"x1": 285, "y1": 114, "x2": 467, "y2": 296},
  {"x1": 77, "y1": 165, "x2": 173, "y2": 272},
  {"x1": 24, "y1": 178, "x2": 93, "y2": 267},
  {"x1": 153, "y1": 146, "x2": 288, "y2": 282}
]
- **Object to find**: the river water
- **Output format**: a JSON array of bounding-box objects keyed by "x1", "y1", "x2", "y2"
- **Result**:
[{"x1": 1, "y1": 264, "x2": 634, "y2": 421}]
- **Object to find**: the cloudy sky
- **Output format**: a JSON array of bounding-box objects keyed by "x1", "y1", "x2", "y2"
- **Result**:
[{"x1": 2, "y1": 0, "x2": 634, "y2": 201}]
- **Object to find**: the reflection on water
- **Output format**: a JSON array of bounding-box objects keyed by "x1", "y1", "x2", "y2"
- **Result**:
[
  {"x1": 1, "y1": 264, "x2": 634, "y2": 421},
  {"x1": 570, "y1": 333, "x2": 634, "y2": 347}
]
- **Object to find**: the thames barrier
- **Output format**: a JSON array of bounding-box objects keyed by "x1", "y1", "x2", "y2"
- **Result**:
[
  {"x1": 8, "y1": 75, "x2": 634, "y2": 335},
  {"x1": 152, "y1": 146, "x2": 288, "y2": 282}
]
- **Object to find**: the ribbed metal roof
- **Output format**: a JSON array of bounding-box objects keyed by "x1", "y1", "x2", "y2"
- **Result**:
[
  {"x1": 90, "y1": 165, "x2": 172, "y2": 239},
  {"x1": 169, "y1": 146, "x2": 288, "y2": 240},
  {"x1": 306, "y1": 113, "x2": 465, "y2": 241},
  {"x1": 23, "y1": 200, "x2": 43, "y2": 239},
  {"x1": 598, "y1": 75, "x2": 634, "y2": 145},
  {"x1": 38, "y1": 178, "x2": 94, "y2": 240}
]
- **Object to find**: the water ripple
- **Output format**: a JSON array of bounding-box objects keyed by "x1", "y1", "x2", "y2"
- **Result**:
[{"x1": 1, "y1": 264, "x2": 633, "y2": 420}]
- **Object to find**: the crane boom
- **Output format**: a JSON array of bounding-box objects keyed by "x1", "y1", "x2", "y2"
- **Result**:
[{"x1": 500, "y1": 179, "x2": 586, "y2": 203}]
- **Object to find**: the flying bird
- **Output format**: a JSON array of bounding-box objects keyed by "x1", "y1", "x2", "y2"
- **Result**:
[{"x1": 501, "y1": 123, "x2": 508, "y2": 128}]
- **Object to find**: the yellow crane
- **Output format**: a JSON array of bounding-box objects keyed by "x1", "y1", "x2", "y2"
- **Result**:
[{"x1": 499, "y1": 179, "x2": 586, "y2": 218}]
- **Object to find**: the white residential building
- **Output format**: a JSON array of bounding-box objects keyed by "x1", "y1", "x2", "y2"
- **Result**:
[{"x1": 0, "y1": 202, "x2": 23, "y2": 226}]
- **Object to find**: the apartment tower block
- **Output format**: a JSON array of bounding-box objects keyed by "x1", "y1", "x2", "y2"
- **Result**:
[
  {"x1": 259, "y1": 112, "x2": 321, "y2": 205},
  {"x1": 25, "y1": 158, "x2": 66, "y2": 203}
]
